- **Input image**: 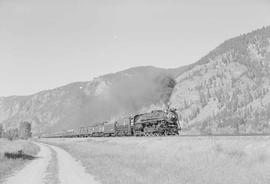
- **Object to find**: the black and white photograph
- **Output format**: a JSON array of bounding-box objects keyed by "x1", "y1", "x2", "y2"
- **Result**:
[{"x1": 0, "y1": 0, "x2": 270, "y2": 183}]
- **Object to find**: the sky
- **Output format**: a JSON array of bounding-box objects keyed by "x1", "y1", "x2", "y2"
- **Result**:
[{"x1": 0, "y1": 0, "x2": 270, "y2": 96}]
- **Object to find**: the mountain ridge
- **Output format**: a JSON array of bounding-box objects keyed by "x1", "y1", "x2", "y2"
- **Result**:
[
  {"x1": 0, "y1": 65, "x2": 186, "y2": 133},
  {"x1": 1, "y1": 26, "x2": 270, "y2": 134}
]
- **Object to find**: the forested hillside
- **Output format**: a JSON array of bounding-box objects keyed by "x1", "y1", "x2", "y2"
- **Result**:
[{"x1": 170, "y1": 26, "x2": 270, "y2": 134}]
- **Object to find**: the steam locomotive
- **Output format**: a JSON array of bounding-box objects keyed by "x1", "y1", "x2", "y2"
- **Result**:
[{"x1": 43, "y1": 108, "x2": 180, "y2": 138}]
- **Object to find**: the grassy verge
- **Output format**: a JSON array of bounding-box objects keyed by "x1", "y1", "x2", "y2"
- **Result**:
[
  {"x1": 0, "y1": 139, "x2": 40, "y2": 182},
  {"x1": 42, "y1": 136, "x2": 270, "y2": 184}
]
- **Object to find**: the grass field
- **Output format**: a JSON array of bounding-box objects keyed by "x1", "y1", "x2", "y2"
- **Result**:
[
  {"x1": 0, "y1": 139, "x2": 40, "y2": 182},
  {"x1": 42, "y1": 136, "x2": 270, "y2": 184}
]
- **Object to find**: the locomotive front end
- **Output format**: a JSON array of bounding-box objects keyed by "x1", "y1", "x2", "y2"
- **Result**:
[
  {"x1": 165, "y1": 108, "x2": 181, "y2": 134},
  {"x1": 166, "y1": 109, "x2": 178, "y2": 123}
]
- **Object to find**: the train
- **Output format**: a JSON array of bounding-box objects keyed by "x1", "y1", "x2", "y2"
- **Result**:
[{"x1": 42, "y1": 108, "x2": 181, "y2": 138}]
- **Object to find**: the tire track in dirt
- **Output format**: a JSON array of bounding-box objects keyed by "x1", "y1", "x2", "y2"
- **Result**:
[
  {"x1": 44, "y1": 146, "x2": 59, "y2": 184},
  {"x1": 46, "y1": 144, "x2": 100, "y2": 184}
]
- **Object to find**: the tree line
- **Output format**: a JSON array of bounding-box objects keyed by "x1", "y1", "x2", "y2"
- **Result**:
[{"x1": 0, "y1": 121, "x2": 32, "y2": 140}]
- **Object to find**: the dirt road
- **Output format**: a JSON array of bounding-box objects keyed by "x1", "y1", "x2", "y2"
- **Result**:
[{"x1": 3, "y1": 142, "x2": 99, "y2": 184}]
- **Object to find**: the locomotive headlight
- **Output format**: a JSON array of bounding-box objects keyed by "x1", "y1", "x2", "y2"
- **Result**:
[{"x1": 167, "y1": 114, "x2": 175, "y2": 120}]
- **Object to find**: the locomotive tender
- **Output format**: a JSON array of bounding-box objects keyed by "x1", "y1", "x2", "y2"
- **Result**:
[{"x1": 43, "y1": 108, "x2": 180, "y2": 138}]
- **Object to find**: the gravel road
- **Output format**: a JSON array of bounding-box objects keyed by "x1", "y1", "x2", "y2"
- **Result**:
[{"x1": 3, "y1": 142, "x2": 99, "y2": 184}]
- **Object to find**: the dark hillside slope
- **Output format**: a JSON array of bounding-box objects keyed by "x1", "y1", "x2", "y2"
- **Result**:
[{"x1": 170, "y1": 26, "x2": 270, "y2": 134}]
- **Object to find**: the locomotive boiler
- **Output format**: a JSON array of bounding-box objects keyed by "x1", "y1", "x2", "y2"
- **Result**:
[{"x1": 133, "y1": 109, "x2": 180, "y2": 136}]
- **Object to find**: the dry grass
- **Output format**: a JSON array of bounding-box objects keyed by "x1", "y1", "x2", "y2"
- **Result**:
[
  {"x1": 0, "y1": 138, "x2": 40, "y2": 182},
  {"x1": 42, "y1": 136, "x2": 270, "y2": 184}
]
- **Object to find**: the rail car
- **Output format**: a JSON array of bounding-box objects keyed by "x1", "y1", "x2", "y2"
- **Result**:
[{"x1": 42, "y1": 108, "x2": 181, "y2": 138}]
